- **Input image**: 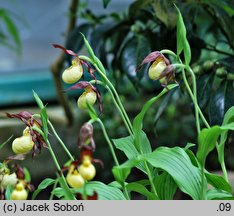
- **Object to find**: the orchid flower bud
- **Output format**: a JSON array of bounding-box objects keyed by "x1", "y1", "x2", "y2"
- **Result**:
[
  {"x1": 62, "y1": 59, "x2": 83, "y2": 84},
  {"x1": 10, "y1": 182, "x2": 28, "y2": 200},
  {"x1": 77, "y1": 87, "x2": 97, "y2": 110}
]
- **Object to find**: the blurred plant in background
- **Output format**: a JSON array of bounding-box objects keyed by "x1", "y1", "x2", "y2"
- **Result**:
[
  {"x1": 1, "y1": 0, "x2": 234, "y2": 199},
  {"x1": 0, "y1": 4, "x2": 21, "y2": 53}
]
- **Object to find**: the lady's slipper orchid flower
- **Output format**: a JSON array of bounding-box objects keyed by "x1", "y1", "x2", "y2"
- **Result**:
[
  {"x1": 62, "y1": 58, "x2": 83, "y2": 84},
  {"x1": 10, "y1": 182, "x2": 28, "y2": 200},
  {"x1": 77, "y1": 86, "x2": 97, "y2": 110},
  {"x1": 136, "y1": 51, "x2": 177, "y2": 88},
  {"x1": 6, "y1": 112, "x2": 47, "y2": 157},
  {"x1": 65, "y1": 81, "x2": 102, "y2": 113},
  {"x1": 66, "y1": 165, "x2": 85, "y2": 189},
  {"x1": 52, "y1": 44, "x2": 96, "y2": 82}
]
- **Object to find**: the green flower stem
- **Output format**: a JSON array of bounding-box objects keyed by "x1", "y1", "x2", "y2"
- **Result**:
[
  {"x1": 173, "y1": 63, "x2": 200, "y2": 133},
  {"x1": 90, "y1": 80, "x2": 133, "y2": 137},
  {"x1": 96, "y1": 118, "x2": 119, "y2": 166},
  {"x1": 45, "y1": 138, "x2": 75, "y2": 200},
  {"x1": 184, "y1": 66, "x2": 200, "y2": 133},
  {"x1": 160, "y1": 49, "x2": 178, "y2": 58},
  {"x1": 48, "y1": 120, "x2": 74, "y2": 161},
  {"x1": 144, "y1": 160, "x2": 159, "y2": 199},
  {"x1": 95, "y1": 118, "x2": 130, "y2": 200},
  {"x1": 161, "y1": 51, "x2": 203, "y2": 133},
  {"x1": 80, "y1": 55, "x2": 133, "y2": 135}
]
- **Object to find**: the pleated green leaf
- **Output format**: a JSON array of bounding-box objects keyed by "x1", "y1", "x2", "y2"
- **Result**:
[
  {"x1": 205, "y1": 172, "x2": 232, "y2": 193},
  {"x1": 206, "y1": 189, "x2": 233, "y2": 200},
  {"x1": 112, "y1": 131, "x2": 152, "y2": 174},
  {"x1": 126, "y1": 182, "x2": 157, "y2": 200},
  {"x1": 197, "y1": 126, "x2": 221, "y2": 166},
  {"x1": 143, "y1": 147, "x2": 202, "y2": 200},
  {"x1": 73, "y1": 181, "x2": 126, "y2": 200},
  {"x1": 154, "y1": 171, "x2": 177, "y2": 200}
]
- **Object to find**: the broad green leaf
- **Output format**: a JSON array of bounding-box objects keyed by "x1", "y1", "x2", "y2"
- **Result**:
[
  {"x1": 32, "y1": 178, "x2": 55, "y2": 200},
  {"x1": 117, "y1": 157, "x2": 141, "y2": 170},
  {"x1": 112, "y1": 131, "x2": 152, "y2": 174},
  {"x1": 154, "y1": 172, "x2": 177, "y2": 200},
  {"x1": 112, "y1": 166, "x2": 131, "y2": 184},
  {"x1": 133, "y1": 84, "x2": 178, "y2": 150},
  {"x1": 140, "y1": 131, "x2": 152, "y2": 154},
  {"x1": 73, "y1": 181, "x2": 126, "y2": 200},
  {"x1": 185, "y1": 149, "x2": 199, "y2": 168},
  {"x1": 206, "y1": 189, "x2": 233, "y2": 200},
  {"x1": 197, "y1": 123, "x2": 234, "y2": 167},
  {"x1": 51, "y1": 187, "x2": 64, "y2": 199},
  {"x1": 112, "y1": 135, "x2": 138, "y2": 158},
  {"x1": 108, "y1": 181, "x2": 122, "y2": 189},
  {"x1": 197, "y1": 126, "x2": 221, "y2": 166},
  {"x1": 126, "y1": 182, "x2": 156, "y2": 200},
  {"x1": 205, "y1": 172, "x2": 232, "y2": 193},
  {"x1": 175, "y1": 5, "x2": 191, "y2": 65},
  {"x1": 143, "y1": 147, "x2": 202, "y2": 200}
]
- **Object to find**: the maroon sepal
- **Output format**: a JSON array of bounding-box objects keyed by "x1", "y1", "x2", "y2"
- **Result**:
[
  {"x1": 15, "y1": 164, "x2": 25, "y2": 180},
  {"x1": 52, "y1": 44, "x2": 78, "y2": 57},
  {"x1": 76, "y1": 191, "x2": 98, "y2": 200},
  {"x1": 136, "y1": 51, "x2": 170, "y2": 71}
]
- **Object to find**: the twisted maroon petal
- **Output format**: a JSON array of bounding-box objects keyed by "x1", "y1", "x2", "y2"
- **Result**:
[{"x1": 52, "y1": 44, "x2": 78, "y2": 57}]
